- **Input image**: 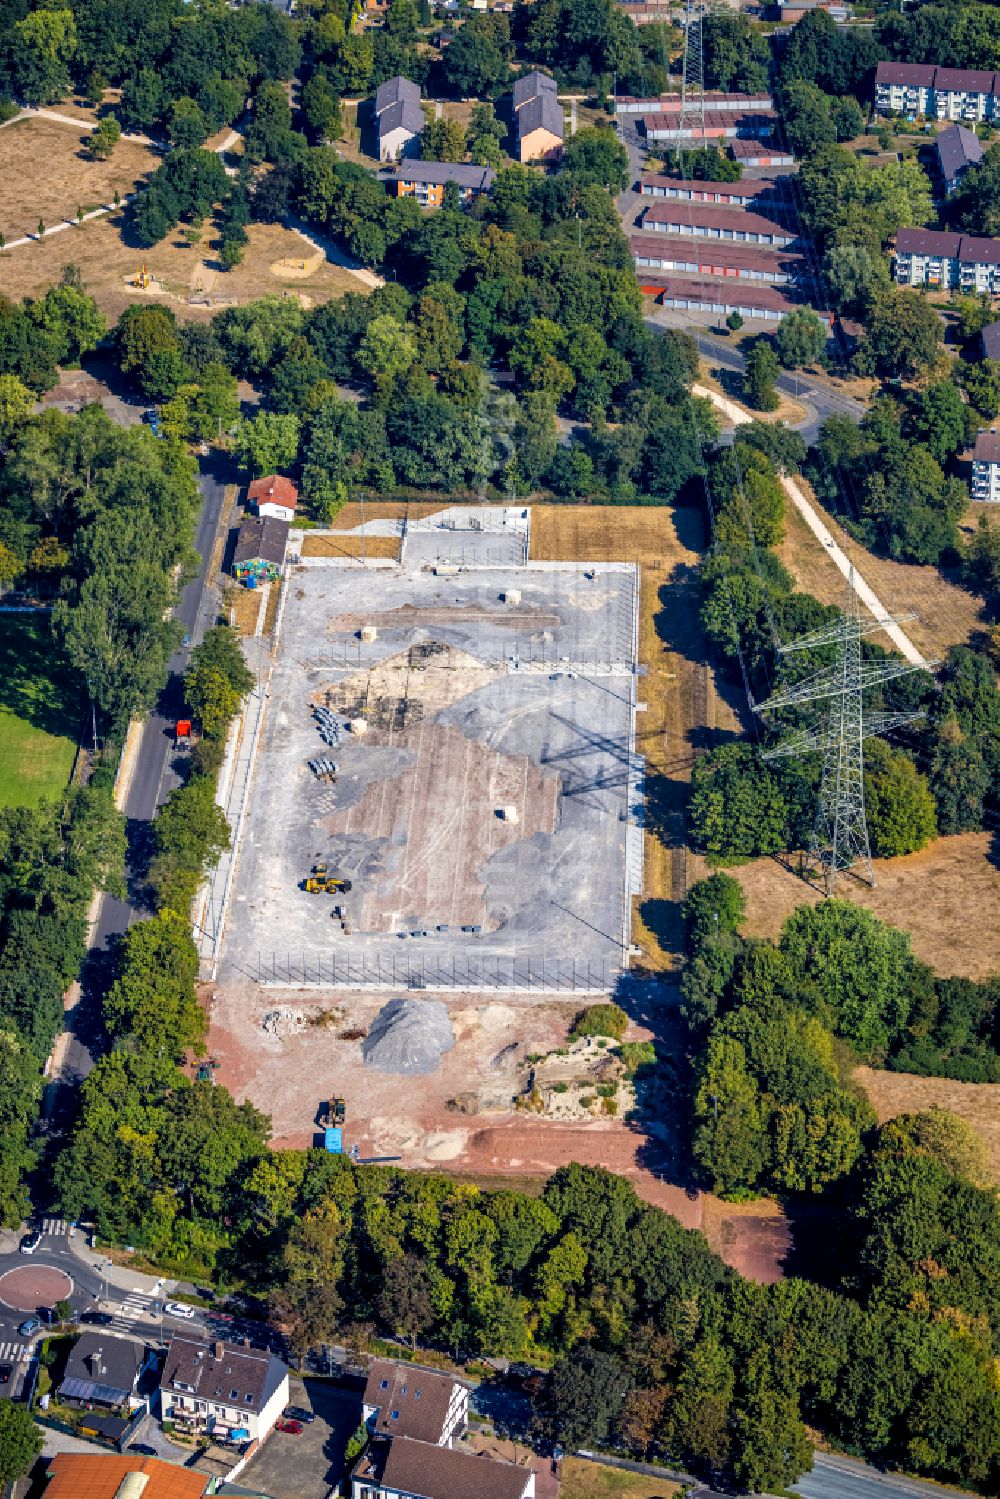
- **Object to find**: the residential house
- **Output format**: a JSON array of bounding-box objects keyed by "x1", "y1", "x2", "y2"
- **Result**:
[
  {"x1": 362, "y1": 1359, "x2": 469, "y2": 1447},
  {"x1": 58, "y1": 1333, "x2": 152, "y2": 1412},
  {"x1": 43, "y1": 1454, "x2": 212, "y2": 1499},
  {"x1": 981, "y1": 319, "x2": 1000, "y2": 360},
  {"x1": 351, "y1": 1435, "x2": 534, "y2": 1499},
  {"x1": 936, "y1": 122, "x2": 983, "y2": 192},
  {"x1": 248, "y1": 474, "x2": 299, "y2": 523},
  {"x1": 972, "y1": 430, "x2": 1000, "y2": 501},
  {"x1": 389, "y1": 160, "x2": 495, "y2": 207},
  {"x1": 874, "y1": 61, "x2": 1000, "y2": 121},
  {"x1": 893, "y1": 226, "x2": 1000, "y2": 292},
  {"x1": 513, "y1": 72, "x2": 563, "y2": 162},
  {"x1": 159, "y1": 1335, "x2": 288, "y2": 1444},
  {"x1": 373, "y1": 75, "x2": 424, "y2": 161},
  {"x1": 639, "y1": 201, "x2": 797, "y2": 247},
  {"x1": 232, "y1": 516, "x2": 290, "y2": 584}
]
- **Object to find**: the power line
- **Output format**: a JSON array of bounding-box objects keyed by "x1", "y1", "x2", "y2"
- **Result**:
[{"x1": 755, "y1": 567, "x2": 935, "y2": 895}]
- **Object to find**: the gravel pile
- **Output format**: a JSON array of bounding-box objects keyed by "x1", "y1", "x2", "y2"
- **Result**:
[{"x1": 362, "y1": 997, "x2": 454, "y2": 1075}]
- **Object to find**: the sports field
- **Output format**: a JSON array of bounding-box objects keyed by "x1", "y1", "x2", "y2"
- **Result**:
[{"x1": 0, "y1": 616, "x2": 80, "y2": 807}]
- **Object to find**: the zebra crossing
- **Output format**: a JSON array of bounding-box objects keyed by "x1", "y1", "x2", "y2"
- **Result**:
[
  {"x1": 0, "y1": 1342, "x2": 30, "y2": 1362},
  {"x1": 114, "y1": 1292, "x2": 158, "y2": 1328},
  {"x1": 40, "y1": 1218, "x2": 68, "y2": 1236}
]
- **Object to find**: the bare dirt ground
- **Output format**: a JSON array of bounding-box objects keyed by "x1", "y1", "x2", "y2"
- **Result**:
[
  {"x1": 2, "y1": 211, "x2": 368, "y2": 321},
  {"x1": 854, "y1": 1065, "x2": 1000, "y2": 1182},
  {"x1": 701, "y1": 1195, "x2": 792, "y2": 1284},
  {"x1": 204, "y1": 979, "x2": 704, "y2": 1231},
  {"x1": 776, "y1": 479, "x2": 988, "y2": 661},
  {"x1": 731, "y1": 832, "x2": 1000, "y2": 980},
  {"x1": 0, "y1": 115, "x2": 158, "y2": 241}
]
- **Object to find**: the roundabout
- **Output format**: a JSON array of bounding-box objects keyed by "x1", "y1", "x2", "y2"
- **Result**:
[{"x1": 0, "y1": 1263, "x2": 73, "y2": 1313}]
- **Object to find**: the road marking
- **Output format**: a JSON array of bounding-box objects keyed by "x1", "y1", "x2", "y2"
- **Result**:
[{"x1": 42, "y1": 1219, "x2": 67, "y2": 1236}]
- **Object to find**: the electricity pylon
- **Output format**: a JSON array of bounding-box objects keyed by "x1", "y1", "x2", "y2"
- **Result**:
[
  {"x1": 755, "y1": 572, "x2": 933, "y2": 896},
  {"x1": 678, "y1": 0, "x2": 706, "y2": 148}
]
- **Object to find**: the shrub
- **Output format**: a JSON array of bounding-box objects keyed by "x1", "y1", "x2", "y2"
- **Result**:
[
  {"x1": 570, "y1": 1003, "x2": 628, "y2": 1041},
  {"x1": 619, "y1": 1040, "x2": 656, "y2": 1075}
]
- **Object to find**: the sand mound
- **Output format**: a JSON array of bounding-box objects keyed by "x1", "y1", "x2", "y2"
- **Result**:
[{"x1": 363, "y1": 997, "x2": 454, "y2": 1075}]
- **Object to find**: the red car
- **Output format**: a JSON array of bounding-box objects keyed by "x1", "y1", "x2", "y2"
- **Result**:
[{"x1": 276, "y1": 1419, "x2": 303, "y2": 1435}]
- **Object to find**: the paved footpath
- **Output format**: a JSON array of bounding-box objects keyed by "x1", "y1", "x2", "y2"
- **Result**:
[{"x1": 692, "y1": 382, "x2": 927, "y2": 667}]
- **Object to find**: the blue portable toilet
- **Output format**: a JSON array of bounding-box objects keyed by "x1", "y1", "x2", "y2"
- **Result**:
[{"x1": 324, "y1": 1126, "x2": 343, "y2": 1153}]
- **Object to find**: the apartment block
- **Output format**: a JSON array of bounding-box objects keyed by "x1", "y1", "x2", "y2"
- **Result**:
[
  {"x1": 875, "y1": 60, "x2": 1000, "y2": 120},
  {"x1": 894, "y1": 227, "x2": 1000, "y2": 293},
  {"x1": 972, "y1": 430, "x2": 1000, "y2": 501}
]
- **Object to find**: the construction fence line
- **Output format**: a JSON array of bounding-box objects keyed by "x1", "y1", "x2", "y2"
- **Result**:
[{"x1": 250, "y1": 953, "x2": 621, "y2": 993}]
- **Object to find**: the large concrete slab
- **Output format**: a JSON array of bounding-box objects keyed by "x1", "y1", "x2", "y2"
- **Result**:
[{"x1": 219, "y1": 559, "x2": 641, "y2": 991}]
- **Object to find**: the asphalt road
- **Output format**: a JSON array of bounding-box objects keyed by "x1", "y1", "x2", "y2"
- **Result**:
[
  {"x1": 52, "y1": 456, "x2": 231, "y2": 1110},
  {"x1": 0, "y1": 1225, "x2": 279, "y2": 1369},
  {"x1": 677, "y1": 327, "x2": 868, "y2": 445},
  {"x1": 794, "y1": 1452, "x2": 973, "y2": 1499}
]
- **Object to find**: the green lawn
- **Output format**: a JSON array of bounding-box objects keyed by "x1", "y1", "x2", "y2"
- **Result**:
[{"x1": 0, "y1": 615, "x2": 80, "y2": 808}]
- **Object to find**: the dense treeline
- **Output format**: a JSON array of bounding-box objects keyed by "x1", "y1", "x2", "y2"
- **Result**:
[
  {"x1": 683, "y1": 877, "x2": 1000, "y2": 1202},
  {"x1": 0, "y1": 782, "x2": 125, "y2": 1223},
  {"x1": 118, "y1": 157, "x2": 716, "y2": 505},
  {"x1": 691, "y1": 425, "x2": 1000, "y2": 867},
  {"x1": 53, "y1": 917, "x2": 1000, "y2": 1496},
  {"x1": 0, "y1": 0, "x2": 298, "y2": 122},
  {"x1": 0, "y1": 400, "x2": 201, "y2": 735},
  {"x1": 147, "y1": 625, "x2": 252, "y2": 912}
]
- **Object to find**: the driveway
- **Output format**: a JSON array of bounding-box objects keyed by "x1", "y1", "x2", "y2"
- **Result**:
[{"x1": 240, "y1": 1378, "x2": 362, "y2": 1499}]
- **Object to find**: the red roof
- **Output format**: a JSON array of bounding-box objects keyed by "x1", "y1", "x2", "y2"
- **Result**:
[
  {"x1": 640, "y1": 201, "x2": 794, "y2": 239},
  {"x1": 247, "y1": 474, "x2": 299, "y2": 510}
]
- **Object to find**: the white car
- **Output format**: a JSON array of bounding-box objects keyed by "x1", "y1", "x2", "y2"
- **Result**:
[{"x1": 165, "y1": 1302, "x2": 196, "y2": 1319}]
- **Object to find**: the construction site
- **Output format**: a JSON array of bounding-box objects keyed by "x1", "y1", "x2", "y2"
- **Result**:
[
  {"x1": 202, "y1": 500, "x2": 807, "y2": 1273},
  {"x1": 215, "y1": 507, "x2": 643, "y2": 993}
]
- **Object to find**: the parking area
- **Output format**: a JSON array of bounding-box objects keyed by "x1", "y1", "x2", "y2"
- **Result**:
[
  {"x1": 240, "y1": 1378, "x2": 362, "y2": 1499},
  {"x1": 220, "y1": 536, "x2": 641, "y2": 993}
]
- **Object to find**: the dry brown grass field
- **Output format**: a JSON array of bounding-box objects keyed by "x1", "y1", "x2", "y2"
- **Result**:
[
  {"x1": 776, "y1": 479, "x2": 988, "y2": 661},
  {"x1": 300, "y1": 533, "x2": 402, "y2": 560},
  {"x1": 0, "y1": 116, "x2": 158, "y2": 241},
  {"x1": 854, "y1": 1065, "x2": 1000, "y2": 1181},
  {"x1": 730, "y1": 832, "x2": 1000, "y2": 980},
  {"x1": 1, "y1": 212, "x2": 369, "y2": 322}
]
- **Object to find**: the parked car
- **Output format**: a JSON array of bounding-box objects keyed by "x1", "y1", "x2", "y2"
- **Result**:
[
  {"x1": 283, "y1": 1405, "x2": 315, "y2": 1424},
  {"x1": 164, "y1": 1302, "x2": 196, "y2": 1319},
  {"x1": 275, "y1": 1419, "x2": 303, "y2": 1435},
  {"x1": 17, "y1": 1318, "x2": 41, "y2": 1337},
  {"x1": 0, "y1": 1364, "x2": 12, "y2": 1384},
  {"x1": 129, "y1": 1444, "x2": 158, "y2": 1457},
  {"x1": 19, "y1": 1230, "x2": 41, "y2": 1255},
  {"x1": 81, "y1": 1311, "x2": 114, "y2": 1325}
]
